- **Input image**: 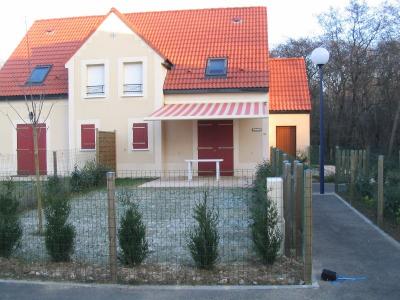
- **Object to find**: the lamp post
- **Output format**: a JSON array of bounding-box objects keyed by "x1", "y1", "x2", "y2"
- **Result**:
[{"x1": 311, "y1": 47, "x2": 329, "y2": 194}]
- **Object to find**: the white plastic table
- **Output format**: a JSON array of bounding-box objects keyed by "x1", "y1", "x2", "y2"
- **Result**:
[{"x1": 185, "y1": 159, "x2": 224, "y2": 181}]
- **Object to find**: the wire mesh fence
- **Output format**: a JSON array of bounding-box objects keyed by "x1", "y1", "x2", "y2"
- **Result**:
[
  {"x1": 0, "y1": 165, "x2": 312, "y2": 285},
  {"x1": 0, "y1": 148, "x2": 97, "y2": 177},
  {"x1": 335, "y1": 147, "x2": 400, "y2": 241}
]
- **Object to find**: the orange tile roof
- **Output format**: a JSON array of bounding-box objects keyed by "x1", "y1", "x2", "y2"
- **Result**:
[
  {"x1": 0, "y1": 7, "x2": 268, "y2": 97},
  {"x1": 269, "y1": 58, "x2": 311, "y2": 112}
]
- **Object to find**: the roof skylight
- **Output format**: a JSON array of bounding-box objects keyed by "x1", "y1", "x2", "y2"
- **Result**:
[
  {"x1": 26, "y1": 65, "x2": 52, "y2": 85},
  {"x1": 205, "y1": 58, "x2": 227, "y2": 77}
]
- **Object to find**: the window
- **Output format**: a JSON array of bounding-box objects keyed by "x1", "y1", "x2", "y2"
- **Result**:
[
  {"x1": 132, "y1": 123, "x2": 148, "y2": 150},
  {"x1": 123, "y1": 62, "x2": 143, "y2": 95},
  {"x1": 81, "y1": 124, "x2": 96, "y2": 150},
  {"x1": 86, "y1": 64, "x2": 105, "y2": 96},
  {"x1": 26, "y1": 65, "x2": 51, "y2": 85},
  {"x1": 205, "y1": 58, "x2": 227, "y2": 77}
]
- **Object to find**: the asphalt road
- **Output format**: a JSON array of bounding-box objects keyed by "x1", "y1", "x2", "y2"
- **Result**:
[{"x1": 1, "y1": 184, "x2": 399, "y2": 300}]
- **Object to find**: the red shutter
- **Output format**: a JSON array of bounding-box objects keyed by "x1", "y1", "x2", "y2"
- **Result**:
[
  {"x1": 132, "y1": 123, "x2": 148, "y2": 150},
  {"x1": 81, "y1": 124, "x2": 96, "y2": 149}
]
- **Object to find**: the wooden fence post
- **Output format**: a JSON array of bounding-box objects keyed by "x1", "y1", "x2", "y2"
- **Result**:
[
  {"x1": 271, "y1": 147, "x2": 276, "y2": 176},
  {"x1": 96, "y1": 128, "x2": 100, "y2": 164},
  {"x1": 294, "y1": 162, "x2": 304, "y2": 257},
  {"x1": 277, "y1": 150, "x2": 282, "y2": 176},
  {"x1": 303, "y1": 169, "x2": 313, "y2": 284},
  {"x1": 334, "y1": 146, "x2": 340, "y2": 192},
  {"x1": 53, "y1": 151, "x2": 57, "y2": 176},
  {"x1": 107, "y1": 172, "x2": 118, "y2": 283},
  {"x1": 365, "y1": 147, "x2": 370, "y2": 177},
  {"x1": 282, "y1": 153, "x2": 289, "y2": 164},
  {"x1": 283, "y1": 162, "x2": 292, "y2": 257},
  {"x1": 377, "y1": 155, "x2": 384, "y2": 227},
  {"x1": 350, "y1": 150, "x2": 357, "y2": 202}
]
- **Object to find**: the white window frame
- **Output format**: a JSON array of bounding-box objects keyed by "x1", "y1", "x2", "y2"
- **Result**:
[
  {"x1": 128, "y1": 118, "x2": 152, "y2": 152},
  {"x1": 77, "y1": 119, "x2": 100, "y2": 152},
  {"x1": 81, "y1": 59, "x2": 109, "y2": 99},
  {"x1": 118, "y1": 57, "x2": 147, "y2": 98}
]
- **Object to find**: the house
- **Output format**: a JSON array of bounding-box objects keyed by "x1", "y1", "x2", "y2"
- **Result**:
[{"x1": 0, "y1": 7, "x2": 310, "y2": 176}]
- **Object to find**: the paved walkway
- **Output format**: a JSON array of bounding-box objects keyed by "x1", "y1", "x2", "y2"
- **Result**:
[{"x1": 1, "y1": 185, "x2": 399, "y2": 299}]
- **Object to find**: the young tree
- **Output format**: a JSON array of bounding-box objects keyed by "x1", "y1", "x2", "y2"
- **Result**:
[
  {"x1": 1, "y1": 20, "x2": 56, "y2": 234},
  {"x1": 118, "y1": 202, "x2": 149, "y2": 266},
  {"x1": 44, "y1": 176, "x2": 75, "y2": 262},
  {"x1": 187, "y1": 191, "x2": 219, "y2": 270}
]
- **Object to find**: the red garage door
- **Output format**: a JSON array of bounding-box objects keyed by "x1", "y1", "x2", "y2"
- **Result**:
[
  {"x1": 17, "y1": 124, "x2": 47, "y2": 175},
  {"x1": 198, "y1": 120, "x2": 233, "y2": 176}
]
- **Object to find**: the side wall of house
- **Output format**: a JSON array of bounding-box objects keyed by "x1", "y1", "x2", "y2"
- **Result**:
[
  {"x1": 268, "y1": 113, "x2": 310, "y2": 155},
  {"x1": 0, "y1": 99, "x2": 68, "y2": 174},
  {"x1": 66, "y1": 12, "x2": 167, "y2": 172}
]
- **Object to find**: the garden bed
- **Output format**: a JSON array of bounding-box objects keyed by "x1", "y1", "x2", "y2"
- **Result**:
[
  {"x1": 0, "y1": 257, "x2": 303, "y2": 285},
  {"x1": 2, "y1": 185, "x2": 303, "y2": 284},
  {"x1": 339, "y1": 191, "x2": 400, "y2": 242}
]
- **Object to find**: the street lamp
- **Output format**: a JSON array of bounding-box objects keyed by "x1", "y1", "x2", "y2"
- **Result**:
[{"x1": 311, "y1": 47, "x2": 329, "y2": 194}]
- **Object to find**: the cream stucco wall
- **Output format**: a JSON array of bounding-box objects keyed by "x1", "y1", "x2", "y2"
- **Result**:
[
  {"x1": 268, "y1": 113, "x2": 310, "y2": 155},
  {"x1": 0, "y1": 99, "x2": 68, "y2": 174},
  {"x1": 66, "y1": 12, "x2": 167, "y2": 171},
  {"x1": 161, "y1": 118, "x2": 267, "y2": 172}
]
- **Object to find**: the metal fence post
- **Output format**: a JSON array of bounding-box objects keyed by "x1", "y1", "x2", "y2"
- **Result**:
[
  {"x1": 377, "y1": 155, "x2": 384, "y2": 227},
  {"x1": 283, "y1": 162, "x2": 292, "y2": 257},
  {"x1": 53, "y1": 151, "x2": 58, "y2": 176},
  {"x1": 107, "y1": 172, "x2": 118, "y2": 283},
  {"x1": 303, "y1": 169, "x2": 313, "y2": 284}
]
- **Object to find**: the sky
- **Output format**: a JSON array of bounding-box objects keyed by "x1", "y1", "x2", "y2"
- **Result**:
[{"x1": 0, "y1": 0, "x2": 385, "y2": 62}]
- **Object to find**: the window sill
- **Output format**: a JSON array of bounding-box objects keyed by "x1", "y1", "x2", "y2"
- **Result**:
[
  {"x1": 80, "y1": 149, "x2": 96, "y2": 152},
  {"x1": 131, "y1": 148, "x2": 150, "y2": 152},
  {"x1": 122, "y1": 93, "x2": 144, "y2": 98},
  {"x1": 84, "y1": 95, "x2": 107, "y2": 99}
]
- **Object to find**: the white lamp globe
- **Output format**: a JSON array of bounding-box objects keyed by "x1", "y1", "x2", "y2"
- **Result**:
[{"x1": 310, "y1": 47, "x2": 329, "y2": 65}]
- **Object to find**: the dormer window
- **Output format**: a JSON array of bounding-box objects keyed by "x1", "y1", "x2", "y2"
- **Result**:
[
  {"x1": 205, "y1": 58, "x2": 227, "y2": 77},
  {"x1": 26, "y1": 65, "x2": 51, "y2": 85}
]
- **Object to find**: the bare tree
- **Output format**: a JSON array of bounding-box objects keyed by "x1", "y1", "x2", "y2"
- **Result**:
[{"x1": 1, "y1": 19, "x2": 56, "y2": 234}]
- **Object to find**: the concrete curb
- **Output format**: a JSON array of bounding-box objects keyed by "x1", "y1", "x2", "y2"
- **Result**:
[
  {"x1": 0, "y1": 278, "x2": 319, "y2": 291},
  {"x1": 326, "y1": 193, "x2": 400, "y2": 251}
]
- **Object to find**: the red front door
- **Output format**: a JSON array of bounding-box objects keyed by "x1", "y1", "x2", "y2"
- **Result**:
[
  {"x1": 17, "y1": 124, "x2": 47, "y2": 175},
  {"x1": 198, "y1": 120, "x2": 233, "y2": 176}
]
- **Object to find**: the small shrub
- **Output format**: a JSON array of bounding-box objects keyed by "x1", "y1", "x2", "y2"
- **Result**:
[
  {"x1": 250, "y1": 162, "x2": 282, "y2": 264},
  {"x1": 118, "y1": 202, "x2": 149, "y2": 266},
  {"x1": 44, "y1": 176, "x2": 75, "y2": 262},
  {"x1": 255, "y1": 160, "x2": 273, "y2": 183},
  {"x1": 296, "y1": 151, "x2": 308, "y2": 164},
  {"x1": 0, "y1": 180, "x2": 22, "y2": 258},
  {"x1": 355, "y1": 175, "x2": 374, "y2": 198},
  {"x1": 361, "y1": 195, "x2": 376, "y2": 209},
  {"x1": 70, "y1": 161, "x2": 110, "y2": 193},
  {"x1": 187, "y1": 191, "x2": 219, "y2": 270},
  {"x1": 250, "y1": 180, "x2": 281, "y2": 265},
  {"x1": 384, "y1": 185, "x2": 400, "y2": 221}
]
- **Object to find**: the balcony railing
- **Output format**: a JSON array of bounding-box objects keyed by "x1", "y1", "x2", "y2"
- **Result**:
[
  {"x1": 86, "y1": 85, "x2": 105, "y2": 95},
  {"x1": 123, "y1": 83, "x2": 143, "y2": 94}
]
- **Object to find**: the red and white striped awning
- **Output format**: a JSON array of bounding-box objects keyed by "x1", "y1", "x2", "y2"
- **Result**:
[{"x1": 144, "y1": 102, "x2": 267, "y2": 121}]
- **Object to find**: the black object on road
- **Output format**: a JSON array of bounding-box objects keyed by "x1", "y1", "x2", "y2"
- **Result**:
[{"x1": 321, "y1": 269, "x2": 337, "y2": 281}]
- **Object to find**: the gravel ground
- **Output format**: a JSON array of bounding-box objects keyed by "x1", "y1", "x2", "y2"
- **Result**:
[
  {"x1": 4, "y1": 184, "x2": 304, "y2": 285},
  {"x1": 15, "y1": 186, "x2": 256, "y2": 266}
]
